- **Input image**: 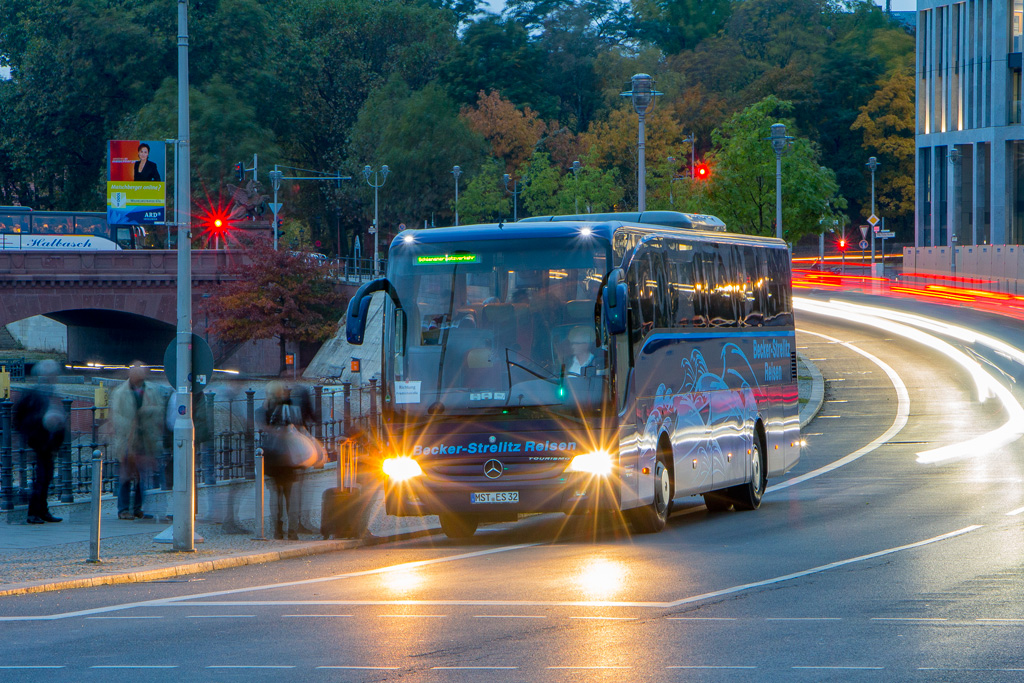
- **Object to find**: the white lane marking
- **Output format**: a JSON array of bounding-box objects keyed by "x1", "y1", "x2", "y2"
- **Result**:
[
  {"x1": 871, "y1": 617, "x2": 947, "y2": 622},
  {"x1": 207, "y1": 665, "x2": 296, "y2": 669},
  {"x1": 86, "y1": 616, "x2": 163, "y2": 620},
  {"x1": 379, "y1": 614, "x2": 447, "y2": 618},
  {"x1": 432, "y1": 666, "x2": 518, "y2": 670},
  {"x1": 473, "y1": 615, "x2": 547, "y2": 619},
  {"x1": 666, "y1": 617, "x2": 737, "y2": 621},
  {"x1": 317, "y1": 666, "x2": 401, "y2": 670},
  {"x1": 569, "y1": 616, "x2": 636, "y2": 620},
  {"x1": 765, "y1": 617, "x2": 842, "y2": 621},
  {"x1": 548, "y1": 666, "x2": 631, "y2": 669},
  {"x1": 1006, "y1": 506, "x2": 1024, "y2": 516},
  {"x1": 977, "y1": 618, "x2": 1024, "y2": 622},
  {"x1": 794, "y1": 666, "x2": 884, "y2": 670},
  {"x1": 769, "y1": 328, "x2": 910, "y2": 493},
  {"x1": 668, "y1": 666, "x2": 756, "y2": 669},
  {"x1": 0, "y1": 543, "x2": 540, "y2": 621},
  {"x1": 662, "y1": 526, "x2": 981, "y2": 609},
  {"x1": 920, "y1": 668, "x2": 1024, "y2": 672},
  {"x1": 796, "y1": 298, "x2": 1024, "y2": 464},
  {"x1": 0, "y1": 666, "x2": 64, "y2": 669},
  {"x1": 282, "y1": 614, "x2": 353, "y2": 618},
  {"x1": 187, "y1": 614, "x2": 255, "y2": 618}
]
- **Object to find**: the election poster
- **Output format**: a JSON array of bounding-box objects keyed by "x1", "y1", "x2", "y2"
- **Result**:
[{"x1": 107, "y1": 140, "x2": 167, "y2": 225}]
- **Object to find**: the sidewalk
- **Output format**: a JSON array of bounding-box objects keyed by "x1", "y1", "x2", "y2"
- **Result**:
[{"x1": 1, "y1": 360, "x2": 826, "y2": 598}]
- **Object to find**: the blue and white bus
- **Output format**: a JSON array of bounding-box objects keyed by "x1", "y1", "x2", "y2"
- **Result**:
[
  {"x1": 0, "y1": 206, "x2": 143, "y2": 250},
  {"x1": 346, "y1": 211, "x2": 799, "y2": 538}
]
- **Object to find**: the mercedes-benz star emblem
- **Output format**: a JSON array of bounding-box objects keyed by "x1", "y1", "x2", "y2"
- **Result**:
[{"x1": 483, "y1": 459, "x2": 504, "y2": 479}]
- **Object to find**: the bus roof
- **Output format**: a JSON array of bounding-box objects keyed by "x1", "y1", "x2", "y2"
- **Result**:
[{"x1": 520, "y1": 211, "x2": 726, "y2": 231}]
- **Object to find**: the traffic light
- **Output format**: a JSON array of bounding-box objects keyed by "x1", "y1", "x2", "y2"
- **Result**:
[
  {"x1": 837, "y1": 237, "x2": 848, "y2": 252},
  {"x1": 234, "y1": 161, "x2": 244, "y2": 183},
  {"x1": 694, "y1": 162, "x2": 710, "y2": 181}
]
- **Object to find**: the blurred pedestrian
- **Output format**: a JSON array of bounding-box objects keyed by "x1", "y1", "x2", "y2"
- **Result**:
[
  {"x1": 110, "y1": 362, "x2": 163, "y2": 520},
  {"x1": 260, "y1": 381, "x2": 302, "y2": 539},
  {"x1": 13, "y1": 359, "x2": 67, "y2": 524},
  {"x1": 289, "y1": 384, "x2": 321, "y2": 535}
]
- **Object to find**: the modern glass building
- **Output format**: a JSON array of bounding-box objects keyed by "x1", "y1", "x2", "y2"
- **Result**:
[{"x1": 916, "y1": 0, "x2": 1024, "y2": 247}]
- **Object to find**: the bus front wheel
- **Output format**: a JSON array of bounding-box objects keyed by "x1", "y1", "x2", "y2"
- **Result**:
[
  {"x1": 440, "y1": 513, "x2": 479, "y2": 539},
  {"x1": 730, "y1": 440, "x2": 766, "y2": 511},
  {"x1": 627, "y1": 456, "x2": 671, "y2": 534}
]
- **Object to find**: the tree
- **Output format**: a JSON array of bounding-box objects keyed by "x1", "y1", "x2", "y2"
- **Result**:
[
  {"x1": 206, "y1": 237, "x2": 346, "y2": 374},
  {"x1": 631, "y1": 0, "x2": 733, "y2": 53},
  {"x1": 851, "y1": 69, "x2": 915, "y2": 235},
  {"x1": 706, "y1": 96, "x2": 845, "y2": 241},
  {"x1": 457, "y1": 158, "x2": 511, "y2": 224},
  {"x1": 461, "y1": 90, "x2": 546, "y2": 174}
]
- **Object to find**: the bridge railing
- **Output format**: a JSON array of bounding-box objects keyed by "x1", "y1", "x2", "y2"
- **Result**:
[{"x1": 0, "y1": 380, "x2": 383, "y2": 513}]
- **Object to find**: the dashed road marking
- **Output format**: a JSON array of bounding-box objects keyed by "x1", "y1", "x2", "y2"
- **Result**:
[
  {"x1": 282, "y1": 614, "x2": 353, "y2": 618},
  {"x1": 871, "y1": 617, "x2": 948, "y2": 622},
  {"x1": 668, "y1": 665, "x2": 756, "y2": 669},
  {"x1": 473, "y1": 615, "x2": 547, "y2": 619},
  {"x1": 1006, "y1": 506, "x2": 1024, "y2": 516},
  {"x1": 187, "y1": 614, "x2": 255, "y2": 618},
  {"x1": 317, "y1": 666, "x2": 400, "y2": 670}
]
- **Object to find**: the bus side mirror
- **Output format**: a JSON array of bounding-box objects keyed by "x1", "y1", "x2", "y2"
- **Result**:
[
  {"x1": 603, "y1": 269, "x2": 628, "y2": 335},
  {"x1": 346, "y1": 277, "x2": 398, "y2": 345}
]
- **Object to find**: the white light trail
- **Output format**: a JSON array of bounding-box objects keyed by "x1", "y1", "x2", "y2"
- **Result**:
[{"x1": 795, "y1": 297, "x2": 1024, "y2": 464}]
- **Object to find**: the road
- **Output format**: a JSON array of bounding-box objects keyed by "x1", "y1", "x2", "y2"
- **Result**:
[{"x1": 3, "y1": 313, "x2": 1024, "y2": 681}]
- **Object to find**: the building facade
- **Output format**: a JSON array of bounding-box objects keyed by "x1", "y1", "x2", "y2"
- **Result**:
[{"x1": 916, "y1": 0, "x2": 1023, "y2": 247}]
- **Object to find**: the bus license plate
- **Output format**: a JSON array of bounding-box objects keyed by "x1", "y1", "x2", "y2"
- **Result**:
[{"x1": 471, "y1": 491, "x2": 519, "y2": 504}]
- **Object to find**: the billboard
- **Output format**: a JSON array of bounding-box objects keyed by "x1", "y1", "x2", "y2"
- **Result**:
[{"x1": 107, "y1": 140, "x2": 166, "y2": 225}]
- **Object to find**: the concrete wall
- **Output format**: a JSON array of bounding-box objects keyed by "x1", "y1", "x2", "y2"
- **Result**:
[
  {"x1": 6, "y1": 315, "x2": 67, "y2": 352},
  {"x1": 903, "y1": 245, "x2": 1024, "y2": 293}
]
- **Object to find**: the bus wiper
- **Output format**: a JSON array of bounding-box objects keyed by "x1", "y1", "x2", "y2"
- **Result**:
[{"x1": 504, "y1": 348, "x2": 559, "y2": 386}]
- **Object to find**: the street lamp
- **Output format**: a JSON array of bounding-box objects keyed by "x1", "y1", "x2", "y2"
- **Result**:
[
  {"x1": 866, "y1": 156, "x2": 880, "y2": 270},
  {"x1": 502, "y1": 173, "x2": 523, "y2": 222},
  {"x1": 768, "y1": 123, "x2": 793, "y2": 241},
  {"x1": 363, "y1": 164, "x2": 389, "y2": 276},
  {"x1": 571, "y1": 161, "x2": 581, "y2": 213},
  {"x1": 621, "y1": 73, "x2": 663, "y2": 212},
  {"x1": 451, "y1": 165, "x2": 462, "y2": 226}
]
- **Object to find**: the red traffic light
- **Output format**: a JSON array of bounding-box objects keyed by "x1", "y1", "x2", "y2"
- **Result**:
[
  {"x1": 694, "y1": 162, "x2": 710, "y2": 180},
  {"x1": 837, "y1": 238, "x2": 848, "y2": 251}
]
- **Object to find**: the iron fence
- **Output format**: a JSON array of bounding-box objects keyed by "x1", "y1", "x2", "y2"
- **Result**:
[{"x1": 0, "y1": 379, "x2": 382, "y2": 512}]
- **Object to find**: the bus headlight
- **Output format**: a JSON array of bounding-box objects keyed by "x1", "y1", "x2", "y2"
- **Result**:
[
  {"x1": 382, "y1": 456, "x2": 423, "y2": 482},
  {"x1": 567, "y1": 450, "x2": 613, "y2": 476}
]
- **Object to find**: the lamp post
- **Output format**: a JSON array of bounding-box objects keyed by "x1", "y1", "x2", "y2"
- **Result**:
[
  {"x1": 269, "y1": 168, "x2": 283, "y2": 250},
  {"x1": 502, "y1": 173, "x2": 523, "y2": 222},
  {"x1": 621, "y1": 73, "x2": 663, "y2": 212},
  {"x1": 768, "y1": 123, "x2": 793, "y2": 241},
  {"x1": 363, "y1": 164, "x2": 389, "y2": 276},
  {"x1": 571, "y1": 161, "x2": 581, "y2": 213},
  {"x1": 948, "y1": 148, "x2": 961, "y2": 275},
  {"x1": 451, "y1": 165, "x2": 462, "y2": 226},
  {"x1": 866, "y1": 156, "x2": 879, "y2": 270}
]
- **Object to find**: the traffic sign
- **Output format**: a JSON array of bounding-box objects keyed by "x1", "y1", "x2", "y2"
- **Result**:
[
  {"x1": 163, "y1": 334, "x2": 215, "y2": 394},
  {"x1": 859, "y1": 225, "x2": 869, "y2": 239},
  {"x1": 868, "y1": 214, "x2": 879, "y2": 227},
  {"x1": 877, "y1": 230, "x2": 895, "y2": 239},
  {"x1": 859, "y1": 240, "x2": 868, "y2": 250},
  {"x1": 268, "y1": 202, "x2": 283, "y2": 214}
]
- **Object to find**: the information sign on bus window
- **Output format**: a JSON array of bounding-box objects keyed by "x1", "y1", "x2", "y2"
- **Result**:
[{"x1": 416, "y1": 254, "x2": 479, "y2": 265}]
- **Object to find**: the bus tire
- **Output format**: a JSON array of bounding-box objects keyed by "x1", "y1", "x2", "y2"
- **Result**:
[
  {"x1": 703, "y1": 492, "x2": 732, "y2": 512},
  {"x1": 730, "y1": 438, "x2": 766, "y2": 511},
  {"x1": 439, "y1": 513, "x2": 479, "y2": 539},
  {"x1": 627, "y1": 455, "x2": 671, "y2": 534}
]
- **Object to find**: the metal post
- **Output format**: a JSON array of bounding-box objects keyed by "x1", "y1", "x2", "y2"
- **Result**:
[
  {"x1": 59, "y1": 397, "x2": 73, "y2": 503},
  {"x1": 368, "y1": 378, "x2": 378, "y2": 440},
  {"x1": 313, "y1": 385, "x2": 323, "y2": 442},
  {"x1": 867, "y1": 156, "x2": 879, "y2": 269},
  {"x1": 452, "y1": 166, "x2": 462, "y2": 226},
  {"x1": 88, "y1": 450, "x2": 103, "y2": 563},
  {"x1": 1, "y1": 399, "x2": 12, "y2": 511},
  {"x1": 270, "y1": 167, "x2": 282, "y2": 251},
  {"x1": 343, "y1": 381, "x2": 352, "y2": 436},
  {"x1": 253, "y1": 449, "x2": 266, "y2": 540},
  {"x1": 637, "y1": 113, "x2": 647, "y2": 212},
  {"x1": 173, "y1": 0, "x2": 196, "y2": 552},
  {"x1": 775, "y1": 152, "x2": 782, "y2": 240},
  {"x1": 204, "y1": 392, "x2": 216, "y2": 485},
  {"x1": 244, "y1": 389, "x2": 255, "y2": 479},
  {"x1": 363, "y1": 165, "x2": 389, "y2": 277}
]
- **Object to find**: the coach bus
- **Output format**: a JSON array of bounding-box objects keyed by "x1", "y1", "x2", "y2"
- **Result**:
[
  {"x1": 346, "y1": 211, "x2": 799, "y2": 538},
  {"x1": 0, "y1": 206, "x2": 142, "y2": 250}
]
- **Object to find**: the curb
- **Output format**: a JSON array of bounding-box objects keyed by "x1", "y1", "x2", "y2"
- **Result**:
[
  {"x1": 798, "y1": 352, "x2": 825, "y2": 429},
  {"x1": 0, "y1": 524, "x2": 445, "y2": 599}
]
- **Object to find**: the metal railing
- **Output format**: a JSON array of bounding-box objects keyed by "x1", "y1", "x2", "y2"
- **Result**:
[{"x1": 0, "y1": 379, "x2": 383, "y2": 511}]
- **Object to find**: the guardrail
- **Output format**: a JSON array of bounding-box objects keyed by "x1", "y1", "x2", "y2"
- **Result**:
[{"x1": 0, "y1": 379, "x2": 383, "y2": 512}]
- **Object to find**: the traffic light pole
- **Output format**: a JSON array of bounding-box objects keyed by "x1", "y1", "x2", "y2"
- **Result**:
[{"x1": 267, "y1": 165, "x2": 349, "y2": 251}]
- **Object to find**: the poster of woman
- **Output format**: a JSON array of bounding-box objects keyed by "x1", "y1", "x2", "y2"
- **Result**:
[{"x1": 107, "y1": 140, "x2": 167, "y2": 225}]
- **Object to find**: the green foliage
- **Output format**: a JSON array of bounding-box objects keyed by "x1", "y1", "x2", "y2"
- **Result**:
[
  {"x1": 632, "y1": 0, "x2": 733, "y2": 53},
  {"x1": 521, "y1": 152, "x2": 562, "y2": 217},
  {"x1": 457, "y1": 159, "x2": 511, "y2": 224},
  {"x1": 706, "y1": 96, "x2": 846, "y2": 241}
]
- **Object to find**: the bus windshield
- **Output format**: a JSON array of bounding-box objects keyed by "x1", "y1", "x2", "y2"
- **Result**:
[{"x1": 388, "y1": 236, "x2": 610, "y2": 418}]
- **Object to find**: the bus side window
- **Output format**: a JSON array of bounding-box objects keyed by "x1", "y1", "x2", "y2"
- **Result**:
[
  {"x1": 671, "y1": 243, "x2": 697, "y2": 328},
  {"x1": 765, "y1": 248, "x2": 793, "y2": 326}
]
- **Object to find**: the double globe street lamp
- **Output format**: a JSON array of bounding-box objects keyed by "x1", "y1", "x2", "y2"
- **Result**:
[{"x1": 363, "y1": 164, "x2": 389, "y2": 276}]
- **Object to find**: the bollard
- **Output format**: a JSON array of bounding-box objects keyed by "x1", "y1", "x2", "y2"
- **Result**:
[
  {"x1": 244, "y1": 390, "x2": 256, "y2": 480},
  {"x1": 342, "y1": 382, "x2": 352, "y2": 436},
  {"x1": 88, "y1": 450, "x2": 103, "y2": 563},
  {"x1": 59, "y1": 397, "x2": 74, "y2": 503},
  {"x1": 253, "y1": 448, "x2": 266, "y2": 540},
  {"x1": 1, "y1": 399, "x2": 13, "y2": 511}
]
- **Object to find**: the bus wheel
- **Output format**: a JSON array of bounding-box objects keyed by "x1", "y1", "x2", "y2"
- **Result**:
[
  {"x1": 731, "y1": 440, "x2": 765, "y2": 511},
  {"x1": 628, "y1": 456, "x2": 671, "y2": 534},
  {"x1": 703, "y1": 492, "x2": 733, "y2": 512},
  {"x1": 440, "y1": 513, "x2": 479, "y2": 539}
]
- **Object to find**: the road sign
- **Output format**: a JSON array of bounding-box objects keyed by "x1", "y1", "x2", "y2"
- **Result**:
[
  {"x1": 368, "y1": 225, "x2": 376, "y2": 234},
  {"x1": 868, "y1": 214, "x2": 879, "y2": 227},
  {"x1": 163, "y1": 334, "x2": 215, "y2": 394},
  {"x1": 859, "y1": 225, "x2": 869, "y2": 239},
  {"x1": 859, "y1": 240, "x2": 869, "y2": 250},
  {"x1": 877, "y1": 230, "x2": 895, "y2": 239},
  {"x1": 267, "y1": 202, "x2": 283, "y2": 214}
]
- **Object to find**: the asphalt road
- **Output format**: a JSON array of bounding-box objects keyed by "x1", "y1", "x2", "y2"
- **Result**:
[{"x1": 3, "y1": 313, "x2": 1024, "y2": 682}]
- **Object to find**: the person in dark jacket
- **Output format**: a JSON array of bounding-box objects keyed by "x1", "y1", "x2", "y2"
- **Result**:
[
  {"x1": 13, "y1": 360, "x2": 67, "y2": 524},
  {"x1": 260, "y1": 381, "x2": 302, "y2": 539}
]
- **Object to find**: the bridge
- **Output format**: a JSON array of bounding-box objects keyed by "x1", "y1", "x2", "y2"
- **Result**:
[{"x1": 0, "y1": 250, "x2": 363, "y2": 369}]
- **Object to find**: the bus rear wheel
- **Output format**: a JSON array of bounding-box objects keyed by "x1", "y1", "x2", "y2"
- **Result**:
[
  {"x1": 730, "y1": 440, "x2": 766, "y2": 511},
  {"x1": 439, "y1": 513, "x2": 479, "y2": 539},
  {"x1": 627, "y1": 456, "x2": 671, "y2": 534}
]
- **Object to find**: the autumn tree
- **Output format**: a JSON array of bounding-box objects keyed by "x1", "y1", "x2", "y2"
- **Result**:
[
  {"x1": 851, "y1": 69, "x2": 915, "y2": 236},
  {"x1": 206, "y1": 237, "x2": 346, "y2": 374},
  {"x1": 461, "y1": 90, "x2": 546, "y2": 174}
]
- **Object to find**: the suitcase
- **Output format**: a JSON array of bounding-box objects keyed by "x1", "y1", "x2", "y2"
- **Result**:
[{"x1": 320, "y1": 440, "x2": 367, "y2": 539}]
